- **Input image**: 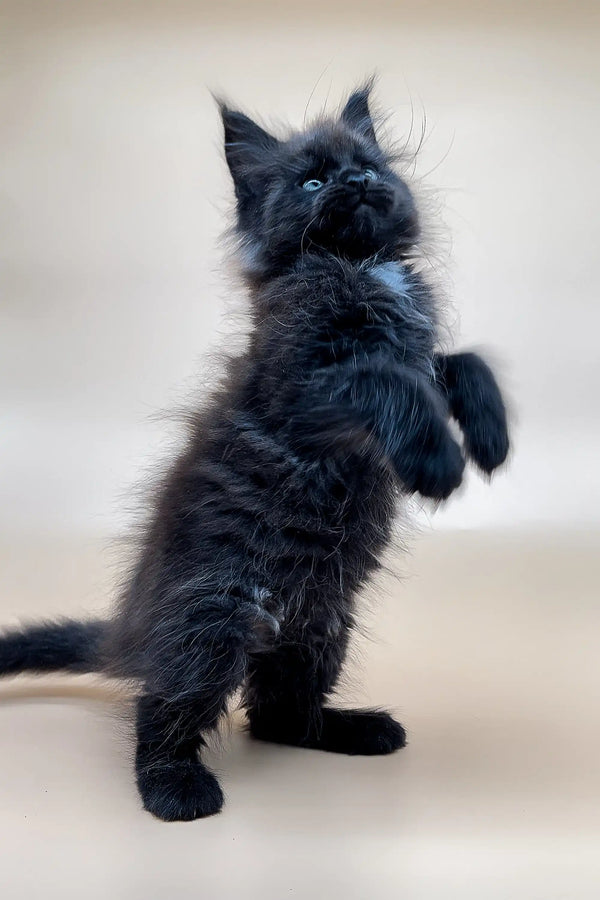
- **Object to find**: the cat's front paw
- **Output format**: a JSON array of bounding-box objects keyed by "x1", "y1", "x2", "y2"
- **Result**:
[
  {"x1": 414, "y1": 434, "x2": 465, "y2": 500},
  {"x1": 463, "y1": 407, "x2": 509, "y2": 474},
  {"x1": 396, "y1": 420, "x2": 465, "y2": 500},
  {"x1": 441, "y1": 351, "x2": 509, "y2": 475}
]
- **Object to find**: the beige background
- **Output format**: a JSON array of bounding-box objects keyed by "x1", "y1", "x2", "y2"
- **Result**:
[
  {"x1": 2, "y1": 0, "x2": 599, "y2": 536},
  {"x1": 1, "y1": 2, "x2": 599, "y2": 898}
]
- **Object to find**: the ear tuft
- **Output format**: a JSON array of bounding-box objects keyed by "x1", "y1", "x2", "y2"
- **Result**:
[{"x1": 340, "y1": 82, "x2": 377, "y2": 144}]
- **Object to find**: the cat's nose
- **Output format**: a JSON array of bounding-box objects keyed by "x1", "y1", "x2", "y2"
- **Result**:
[{"x1": 342, "y1": 170, "x2": 369, "y2": 190}]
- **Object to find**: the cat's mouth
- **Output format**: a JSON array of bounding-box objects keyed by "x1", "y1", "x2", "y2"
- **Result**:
[
  {"x1": 319, "y1": 184, "x2": 394, "y2": 221},
  {"x1": 331, "y1": 185, "x2": 394, "y2": 217},
  {"x1": 305, "y1": 183, "x2": 412, "y2": 257},
  {"x1": 359, "y1": 185, "x2": 395, "y2": 213}
]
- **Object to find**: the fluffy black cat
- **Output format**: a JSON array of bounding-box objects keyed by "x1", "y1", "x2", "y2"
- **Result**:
[{"x1": 0, "y1": 85, "x2": 509, "y2": 821}]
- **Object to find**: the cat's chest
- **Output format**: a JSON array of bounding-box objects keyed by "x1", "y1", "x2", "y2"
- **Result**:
[
  {"x1": 363, "y1": 262, "x2": 431, "y2": 331},
  {"x1": 325, "y1": 261, "x2": 435, "y2": 364},
  {"x1": 367, "y1": 260, "x2": 411, "y2": 296}
]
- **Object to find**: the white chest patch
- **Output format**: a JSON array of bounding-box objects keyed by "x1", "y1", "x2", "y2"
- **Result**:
[
  {"x1": 369, "y1": 261, "x2": 410, "y2": 296},
  {"x1": 367, "y1": 260, "x2": 435, "y2": 344}
]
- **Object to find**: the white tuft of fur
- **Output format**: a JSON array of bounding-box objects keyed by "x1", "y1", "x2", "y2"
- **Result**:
[{"x1": 369, "y1": 261, "x2": 410, "y2": 295}]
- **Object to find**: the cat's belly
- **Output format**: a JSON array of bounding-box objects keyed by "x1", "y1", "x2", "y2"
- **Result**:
[
  {"x1": 257, "y1": 455, "x2": 398, "y2": 599},
  {"x1": 177, "y1": 413, "x2": 400, "y2": 626}
]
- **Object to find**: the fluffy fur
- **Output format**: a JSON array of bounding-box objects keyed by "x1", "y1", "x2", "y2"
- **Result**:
[{"x1": 0, "y1": 85, "x2": 509, "y2": 821}]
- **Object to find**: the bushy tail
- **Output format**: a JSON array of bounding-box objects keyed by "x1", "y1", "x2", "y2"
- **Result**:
[{"x1": 0, "y1": 619, "x2": 108, "y2": 677}]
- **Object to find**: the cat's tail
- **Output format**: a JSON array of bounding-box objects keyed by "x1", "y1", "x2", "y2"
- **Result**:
[{"x1": 0, "y1": 619, "x2": 108, "y2": 677}]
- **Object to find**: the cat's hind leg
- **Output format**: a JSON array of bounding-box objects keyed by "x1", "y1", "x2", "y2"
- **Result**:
[
  {"x1": 135, "y1": 693, "x2": 225, "y2": 822},
  {"x1": 245, "y1": 622, "x2": 406, "y2": 756},
  {"x1": 135, "y1": 594, "x2": 278, "y2": 821}
]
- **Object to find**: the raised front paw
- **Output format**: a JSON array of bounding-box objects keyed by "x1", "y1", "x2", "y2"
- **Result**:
[
  {"x1": 395, "y1": 417, "x2": 465, "y2": 501},
  {"x1": 463, "y1": 406, "x2": 509, "y2": 474},
  {"x1": 440, "y1": 351, "x2": 509, "y2": 475}
]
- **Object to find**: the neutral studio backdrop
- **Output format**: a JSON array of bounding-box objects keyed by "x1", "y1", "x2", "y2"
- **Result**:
[
  {"x1": 1, "y1": 3, "x2": 599, "y2": 900},
  {"x1": 2, "y1": 0, "x2": 599, "y2": 538}
]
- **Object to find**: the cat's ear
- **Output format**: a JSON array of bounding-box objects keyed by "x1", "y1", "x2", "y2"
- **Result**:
[
  {"x1": 341, "y1": 86, "x2": 378, "y2": 145},
  {"x1": 219, "y1": 104, "x2": 280, "y2": 195}
]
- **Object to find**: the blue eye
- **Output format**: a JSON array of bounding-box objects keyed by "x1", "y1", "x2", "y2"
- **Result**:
[
  {"x1": 363, "y1": 167, "x2": 378, "y2": 181},
  {"x1": 302, "y1": 179, "x2": 324, "y2": 191}
]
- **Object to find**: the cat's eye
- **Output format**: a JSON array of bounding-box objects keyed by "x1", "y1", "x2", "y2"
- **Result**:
[
  {"x1": 302, "y1": 179, "x2": 324, "y2": 192},
  {"x1": 363, "y1": 167, "x2": 379, "y2": 181}
]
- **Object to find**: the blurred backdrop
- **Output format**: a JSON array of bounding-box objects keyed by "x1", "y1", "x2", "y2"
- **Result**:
[
  {"x1": 1, "y1": 5, "x2": 600, "y2": 898},
  {"x1": 1, "y1": 0, "x2": 599, "y2": 538}
]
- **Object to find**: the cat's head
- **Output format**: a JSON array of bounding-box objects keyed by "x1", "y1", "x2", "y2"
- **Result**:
[{"x1": 220, "y1": 85, "x2": 419, "y2": 278}]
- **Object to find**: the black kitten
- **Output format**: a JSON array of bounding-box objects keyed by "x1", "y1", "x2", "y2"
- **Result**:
[{"x1": 0, "y1": 85, "x2": 509, "y2": 821}]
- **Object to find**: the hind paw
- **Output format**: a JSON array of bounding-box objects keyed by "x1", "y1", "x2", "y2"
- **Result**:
[
  {"x1": 250, "y1": 706, "x2": 406, "y2": 756},
  {"x1": 136, "y1": 759, "x2": 224, "y2": 822},
  {"x1": 318, "y1": 708, "x2": 407, "y2": 755}
]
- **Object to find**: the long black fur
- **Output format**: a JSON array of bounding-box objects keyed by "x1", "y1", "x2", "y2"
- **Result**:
[{"x1": 0, "y1": 85, "x2": 509, "y2": 821}]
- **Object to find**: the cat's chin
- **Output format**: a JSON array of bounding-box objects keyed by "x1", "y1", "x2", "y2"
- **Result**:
[{"x1": 310, "y1": 214, "x2": 384, "y2": 259}]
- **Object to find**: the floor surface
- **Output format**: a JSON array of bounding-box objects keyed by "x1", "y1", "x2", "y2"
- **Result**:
[{"x1": 0, "y1": 530, "x2": 598, "y2": 899}]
